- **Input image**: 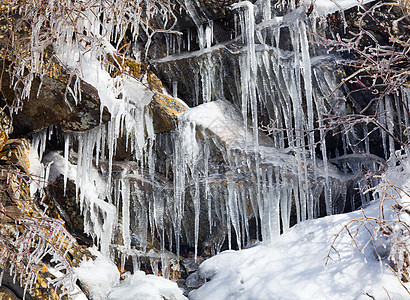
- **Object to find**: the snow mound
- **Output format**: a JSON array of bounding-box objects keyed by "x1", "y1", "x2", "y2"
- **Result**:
[
  {"x1": 74, "y1": 247, "x2": 120, "y2": 300},
  {"x1": 107, "y1": 271, "x2": 187, "y2": 300},
  {"x1": 189, "y1": 201, "x2": 409, "y2": 299}
]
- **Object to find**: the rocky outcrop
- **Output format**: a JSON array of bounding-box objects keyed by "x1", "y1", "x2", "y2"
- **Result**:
[
  {"x1": 1, "y1": 2, "x2": 110, "y2": 135},
  {"x1": 0, "y1": 111, "x2": 11, "y2": 152},
  {"x1": 0, "y1": 286, "x2": 18, "y2": 300},
  {"x1": 0, "y1": 138, "x2": 94, "y2": 299},
  {"x1": 1, "y1": 64, "x2": 111, "y2": 135},
  {"x1": 150, "y1": 93, "x2": 189, "y2": 132},
  {"x1": 323, "y1": 1, "x2": 409, "y2": 113},
  {"x1": 45, "y1": 175, "x2": 94, "y2": 246},
  {"x1": 107, "y1": 55, "x2": 189, "y2": 132}
]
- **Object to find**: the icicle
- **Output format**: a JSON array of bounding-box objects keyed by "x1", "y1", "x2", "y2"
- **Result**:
[
  {"x1": 385, "y1": 96, "x2": 396, "y2": 158},
  {"x1": 299, "y1": 21, "x2": 315, "y2": 160},
  {"x1": 172, "y1": 81, "x2": 178, "y2": 98},
  {"x1": 121, "y1": 178, "x2": 131, "y2": 252},
  {"x1": 204, "y1": 141, "x2": 212, "y2": 234},
  {"x1": 227, "y1": 180, "x2": 242, "y2": 250},
  {"x1": 379, "y1": 98, "x2": 388, "y2": 160},
  {"x1": 193, "y1": 173, "x2": 200, "y2": 261},
  {"x1": 63, "y1": 134, "x2": 70, "y2": 195}
]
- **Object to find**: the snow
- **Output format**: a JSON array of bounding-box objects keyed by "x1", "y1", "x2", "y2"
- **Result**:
[
  {"x1": 306, "y1": 0, "x2": 376, "y2": 17},
  {"x1": 178, "y1": 100, "x2": 249, "y2": 148},
  {"x1": 189, "y1": 203, "x2": 408, "y2": 299},
  {"x1": 74, "y1": 247, "x2": 121, "y2": 300},
  {"x1": 107, "y1": 271, "x2": 187, "y2": 300},
  {"x1": 47, "y1": 267, "x2": 88, "y2": 300},
  {"x1": 189, "y1": 154, "x2": 410, "y2": 299}
]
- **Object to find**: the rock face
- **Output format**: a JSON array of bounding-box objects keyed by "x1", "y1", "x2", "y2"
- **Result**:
[
  {"x1": 0, "y1": 138, "x2": 94, "y2": 299},
  {"x1": 0, "y1": 286, "x2": 18, "y2": 300},
  {"x1": 0, "y1": 4, "x2": 192, "y2": 294},
  {"x1": 0, "y1": 2, "x2": 112, "y2": 135},
  {"x1": 150, "y1": 93, "x2": 189, "y2": 132},
  {"x1": 0, "y1": 111, "x2": 11, "y2": 152},
  {"x1": 1, "y1": 66, "x2": 111, "y2": 135},
  {"x1": 0, "y1": 138, "x2": 30, "y2": 173},
  {"x1": 324, "y1": 1, "x2": 410, "y2": 115},
  {"x1": 110, "y1": 55, "x2": 190, "y2": 132},
  {"x1": 45, "y1": 175, "x2": 94, "y2": 246},
  {"x1": 0, "y1": 0, "x2": 408, "y2": 298}
]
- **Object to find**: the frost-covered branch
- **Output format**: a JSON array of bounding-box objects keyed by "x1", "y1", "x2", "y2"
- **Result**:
[
  {"x1": 326, "y1": 154, "x2": 410, "y2": 292},
  {"x1": 0, "y1": 167, "x2": 77, "y2": 298},
  {"x1": 0, "y1": 0, "x2": 180, "y2": 110}
]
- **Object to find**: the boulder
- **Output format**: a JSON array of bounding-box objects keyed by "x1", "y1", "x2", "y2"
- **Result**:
[
  {"x1": 1, "y1": 69, "x2": 111, "y2": 135},
  {"x1": 149, "y1": 93, "x2": 189, "y2": 133}
]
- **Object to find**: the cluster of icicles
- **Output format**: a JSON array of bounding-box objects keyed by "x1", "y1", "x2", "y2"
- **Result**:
[{"x1": 29, "y1": 0, "x2": 409, "y2": 278}]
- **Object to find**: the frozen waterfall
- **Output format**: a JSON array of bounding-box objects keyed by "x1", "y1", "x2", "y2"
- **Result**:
[{"x1": 29, "y1": 0, "x2": 409, "y2": 277}]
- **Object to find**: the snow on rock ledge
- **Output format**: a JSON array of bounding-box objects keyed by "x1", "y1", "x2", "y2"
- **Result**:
[
  {"x1": 107, "y1": 271, "x2": 187, "y2": 300},
  {"x1": 302, "y1": 0, "x2": 376, "y2": 16},
  {"x1": 74, "y1": 248, "x2": 120, "y2": 300}
]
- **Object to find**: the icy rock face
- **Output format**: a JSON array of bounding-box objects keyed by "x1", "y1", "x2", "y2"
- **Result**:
[
  {"x1": 171, "y1": 99, "x2": 348, "y2": 260},
  {"x1": 0, "y1": 111, "x2": 11, "y2": 152},
  {"x1": 153, "y1": 0, "x2": 350, "y2": 227},
  {"x1": 151, "y1": 0, "x2": 392, "y2": 215},
  {"x1": 12, "y1": 1, "x2": 410, "y2": 296},
  {"x1": 145, "y1": 0, "x2": 410, "y2": 260},
  {"x1": 0, "y1": 110, "x2": 12, "y2": 139},
  {"x1": 0, "y1": 138, "x2": 95, "y2": 300},
  {"x1": 28, "y1": 0, "x2": 380, "y2": 271},
  {"x1": 0, "y1": 63, "x2": 111, "y2": 135},
  {"x1": 28, "y1": 48, "x2": 187, "y2": 277}
]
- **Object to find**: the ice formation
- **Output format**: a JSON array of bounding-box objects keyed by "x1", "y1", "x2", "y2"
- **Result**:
[
  {"x1": 148, "y1": 0, "x2": 409, "y2": 256},
  {"x1": 27, "y1": 0, "x2": 410, "y2": 280}
]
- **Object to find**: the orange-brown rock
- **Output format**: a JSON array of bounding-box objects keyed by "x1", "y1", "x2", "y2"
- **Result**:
[
  {"x1": 0, "y1": 286, "x2": 19, "y2": 300},
  {"x1": 149, "y1": 92, "x2": 189, "y2": 133},
  {"x1": 0, "y1": 138, "x2": 95, "y2": 299},
  {"x1": 0, "y1": 138, "x2": 30, "y2": 174},
  {"x1": 0, "y1": 132, "x2": 6, "y2": 152}
]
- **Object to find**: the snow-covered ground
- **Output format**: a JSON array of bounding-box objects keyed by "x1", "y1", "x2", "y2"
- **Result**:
[
  {"x1": 74, "y1": 192, "x2": 409, "y2": 300},
  {"x1": 73, "y1": 247, "x2": 186, "y2": 300},
  {"x1": 188, "y1": 154, "x2": 410, "y2": 299},
  {"x1": 189, "y1": 202, "x2": 408, "y2": 299},
  {"x1": 309, "y1": 0, "x2": 375, "y2": 16}
]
